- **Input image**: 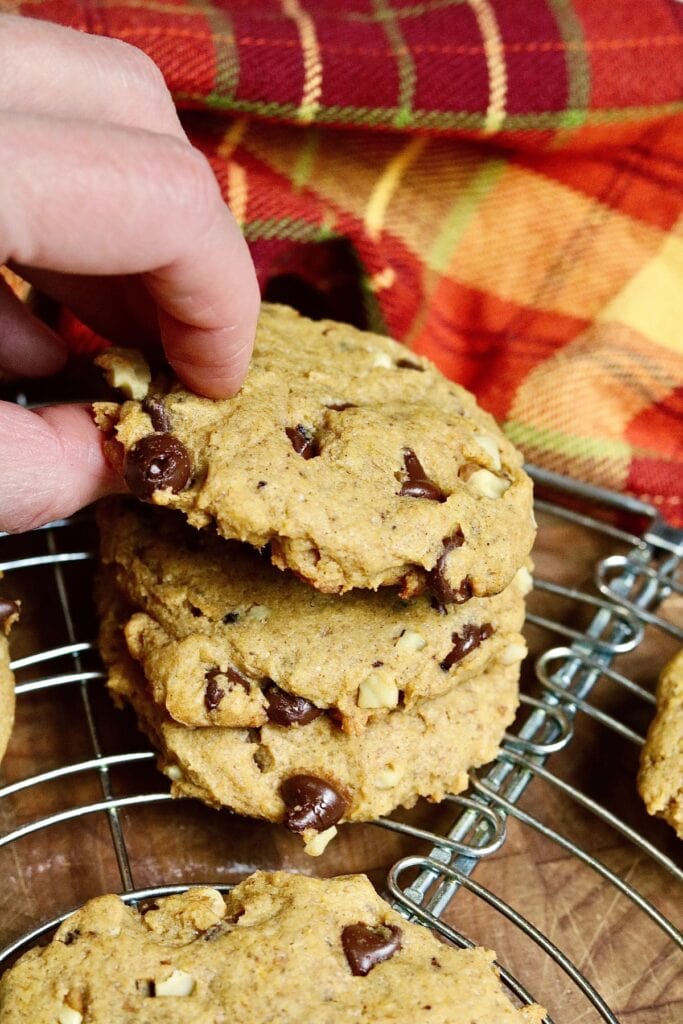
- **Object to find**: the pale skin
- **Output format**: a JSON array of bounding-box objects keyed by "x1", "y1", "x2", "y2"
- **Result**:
[{"x1": 0, "y1": 14, "x2": 260, "y2": 532}]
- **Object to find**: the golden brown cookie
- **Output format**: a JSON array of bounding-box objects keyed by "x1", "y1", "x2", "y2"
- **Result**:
[
  {"x1": 94, "y1": 303, "x2": 535, "y2": 602},
  {"x1": 0, "y1": 872, "x2": 545, "y2": 1023},
  {"x1": 99, "y1": 588, "x2": 521, "y2": 855},
  {"x1": 0, "y1": 588, "x2": 19, "y2": 765},
  {"x1": 97, "y1": 499, "x2": 530, "y2": 734},
  {"x1": 638, "y1": 648, "x2": 683, "y2": 839}
]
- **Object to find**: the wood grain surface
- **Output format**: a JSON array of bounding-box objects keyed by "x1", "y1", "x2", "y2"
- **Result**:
[{"x1": 0, "y1": 505, "x2": 681, "y2": 1022}]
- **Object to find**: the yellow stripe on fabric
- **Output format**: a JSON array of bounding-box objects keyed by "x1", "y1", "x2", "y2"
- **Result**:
[
  {"x1": 217, "y1": 116, "x2": 249, "y2": 160},
  {"x1": 364, "y1": 136, "x2": 429, "y2": 241},
  {"x1": 281, "y1": 0, "x2": 323, "y2": 123},
  {"x1": 227, "y1": 164, "x2": 248, "y2": 227},
  {"x1": 292, "y1": 129, "x2": 321, "y2": 190},
  {"x1": 372, "y1": 0, "x2": 417, "y2": 128},
  {"x1": 598, "y1": 232, "x2": 683, "y2": 354},
  {"x1": 504, "y1": 419, "x2": 632, "y2": 463},
  {"x1": 467, "y1": 0, "x2": 508, "y2": 134},
  {"x1": 427, "y1": 158, "x2": 506, "y2": 273}
]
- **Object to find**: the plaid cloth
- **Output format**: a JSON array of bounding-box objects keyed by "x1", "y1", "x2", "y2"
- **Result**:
[{"x1": 6, "y1": 0, "x2": 683, "y2": 525}]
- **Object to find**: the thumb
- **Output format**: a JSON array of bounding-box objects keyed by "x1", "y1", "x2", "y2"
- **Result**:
[{"x1": 0, "y1": 402, "x2": 121, "y2": 533}]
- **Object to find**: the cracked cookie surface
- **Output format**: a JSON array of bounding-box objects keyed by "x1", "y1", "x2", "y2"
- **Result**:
[
  {"x1": 98, "y1": 500, "x2": 530, "y2": 734},
  {"x1": 94, "y1": 303, "x2": 535, "y2": 601},
  {"x1": 0, "y1": 872, "x2": 545, "y2": 1023}
]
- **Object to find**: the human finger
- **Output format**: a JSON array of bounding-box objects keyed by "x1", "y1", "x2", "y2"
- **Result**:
[
  {"x1": 0, "y1": 13, "x2": 185, "y2": 139},
  {"x1": 0, "y1": 402, "x2": 121, "y2": 533},
  {"x1": 0, "y1": 278, "x2": 67, "y2": 378},
  {"x1": 1, "y1": 112, "x2": 260, "y2": 397}
]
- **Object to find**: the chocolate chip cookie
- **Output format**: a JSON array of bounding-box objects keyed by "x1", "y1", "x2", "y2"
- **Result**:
[
  {"x1": 94, "y1": 303, "x2": 535, "y2": 602},
  {"x1": 0, "y1": 591, "x2": 19, "y2": 765},
  {"x1": 98, "y1": 500, "x2": 530, "y2": 734},
  {"x1": 638, "y1": 648, "x2": 683, "y2": 839},
  {"x1": 99, "y1": 584, "x2": 521, "y2": 854},
  {"x1": 0, "y1": 872, "x2": 545, "y2": 1023}
]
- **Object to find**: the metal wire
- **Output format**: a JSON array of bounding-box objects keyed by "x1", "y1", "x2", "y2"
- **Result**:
[{"x1": 0, "y1": 464, "x2": 681, "y2": 1022}]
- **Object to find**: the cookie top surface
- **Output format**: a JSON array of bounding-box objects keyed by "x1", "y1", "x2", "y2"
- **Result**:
[
  {"x1": 98, "y1": 500, "x2": 529, "y2": 733},
  {"x1": 98, "y1": 590, "x2": 520, "y2": 847},
  {"x1": 95, "y1": 303, "x2": 535, "y2": 600},
  {"x1": 0, "y1": 872, "x2": 545, "y2": 1023},
  {"x1": 638, "y1": 648, "x2": 683, "y2": 839}
]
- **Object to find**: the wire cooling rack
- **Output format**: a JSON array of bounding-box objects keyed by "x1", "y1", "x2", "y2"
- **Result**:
[{"x1": 0, "y1": 465, "x2": 681, "y2": 1023}]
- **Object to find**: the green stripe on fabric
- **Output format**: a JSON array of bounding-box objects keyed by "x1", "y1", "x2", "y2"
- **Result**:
[
  {"x1": 546, "y1": 0, "x2": 591, "y2": 132},
  {"x1": 292, "y1": 129, "x2": 321, "y2": 190},
  {"x1": 428, "y1": 158, "x2": 506, "y2": 273},
  {"x1": 175, "y1": 94, "x2": 683, "y2": 132},
  {"x1": 243, "y1": 218, "x2": 335, "y2": 243},
  {"x1": 371, "y1": 0, "x2": 417, "y2": 129},
  {"x1": 195, "y1": 0, "x2": 239, "y2": 103},
  {"x1": 346, "y1": 0, "x2": 467, "y2": 20},
  {"x1": 504, "y1": 419, "x2": 632, "y2": 462}
]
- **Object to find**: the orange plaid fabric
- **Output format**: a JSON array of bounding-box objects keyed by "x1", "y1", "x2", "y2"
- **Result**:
[{"x1": 6, "y1": 0, "x2": 683, "y2": 525}]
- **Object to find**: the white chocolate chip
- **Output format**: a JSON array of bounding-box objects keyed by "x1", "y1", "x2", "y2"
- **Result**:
[
  {"x1": 467, "y1": 468, "x2": 511, "y2": 499},
  {"x1": 395, "y1": 629, "x2": 426, "y2": 652},
  {"x1": 375, "y1": 765, "x2": 403, "y2": 789},
  {"x1": 245, "y1": 604, "x2": 270, "y2": 622},
  {"x1": 58, "y1": 1008, "x2": 83, "y2": 1024},
  {"x1": 94, "y1": 347, "x2": 151, "y2": 400},
  {"x1": 513, "y1": 565, "x2": 534, "y2": 595},
  {"x1": 474, "y1": 433, "x2": 502, "y2": 471},
  {"x1": 499, "y1": 641, "x2": 528, "y2": 666},
  {"x1": 371, "y1": 350, "x2": 394, "y2": 369},
  {"x1": 155, "y1": 970, "x2": 195, "y2": 997},
  {"x1": 166, "y1": 764, "x2": 183, "y2": 781},
  {"x1": 303, "y1": 825, "x2": 338, "y2": 857},
  {"x1": 358, "y1": 673, "x2": 399, "y2": 709}
]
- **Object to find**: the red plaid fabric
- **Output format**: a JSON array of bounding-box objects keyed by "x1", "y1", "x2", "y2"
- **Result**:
[{"x1": 5, "y1": 1, "x2": 683, "y2": 524}]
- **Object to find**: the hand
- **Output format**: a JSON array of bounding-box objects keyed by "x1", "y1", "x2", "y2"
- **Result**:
[{"x1": 0, "y1": 14, "x2": 259, "y2": 532}]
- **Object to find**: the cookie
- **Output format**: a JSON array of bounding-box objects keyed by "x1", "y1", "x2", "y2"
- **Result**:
[
  {"x1": 0, "y1": 872, "x2": 545, "y2": 1023},
  {"x1": 94, "y1": 303, "x2": 535, "y2": 601},
  {"x1": 638, "y1": 648, "x2": 683, "y2": 839},
  {"x1": 0, "y1": 590, "x2": 19, "y2": 765},
  {"x1": 98, "y1": 499, "x2": 530, "y2": 734},
  {"x1": 99, "y1": 590, "x2": 521, "y2": 854}
]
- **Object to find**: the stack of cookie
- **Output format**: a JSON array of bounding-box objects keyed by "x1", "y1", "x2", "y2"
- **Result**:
[{"x1": 95, "y1": 304, "x2": 535, "y2": 854}]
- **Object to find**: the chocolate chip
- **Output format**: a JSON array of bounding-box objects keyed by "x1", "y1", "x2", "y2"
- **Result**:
[
  {"x1": 124, "y1": 433, "x2": 191, "y2": 500},
  {"x1": 399, "y1": 449, "x2": 445, "y2": 502},
  {"x1": 286, "y1": 424, "x2": 318, "y2": 459},
  {"x1": 431, "y1": 956, "x2": 442, "y2": 969},
  {"x1": 327, "y1": 708, "x2": 344, "y2": 730},
  {"x1": 142, "y1": 396, "x2": 172, "y2": 432},
  {"x1": 61, "y1": 929, "x2": 80, "y2": 946},
  {"x1": 204, "y1": 666, "x2": 250, "y2": 712},
  {"x1": 341, "y1": 922, "x2": 402, "y2": 976},
  {"x1": 190, "y1": 605, "x2": 203, "y2": 618},
  {"x1": 257, "y1": 480, "x2": 268, "y2": 489},
  {"x1": 0, "y1": 599, "x2": 19, "y2": 628},
  {"x1": 428, "y1": 529, "x2": 470, "y2": 605},
  {"x1": 280, "y1": 774, "x2": 347, "y2": 832},
  {"x1": 371, "y1": 660, "x2": 384, "y2": 668},
  {"x1": 204, "y1": 672, "x2": 225, "y2": 712},
  {"x1": 222, "y1": 612, "x2": 240, "y2": 624},
  {"x1": 325, "y1": 402, "x2": 357, "y2": 411},
  {"x1": 137, "y1": 899, "x2": 159, "y2": 916},
  {"x1": 396, "y1": 358, "x2": 424, "y2": 371},
  {"x1": 265, "y1": 685, "x2": 323, "y2": 726},
  {"x1": 440, "y1": 623, "x2": 493, "y2": 671}
]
